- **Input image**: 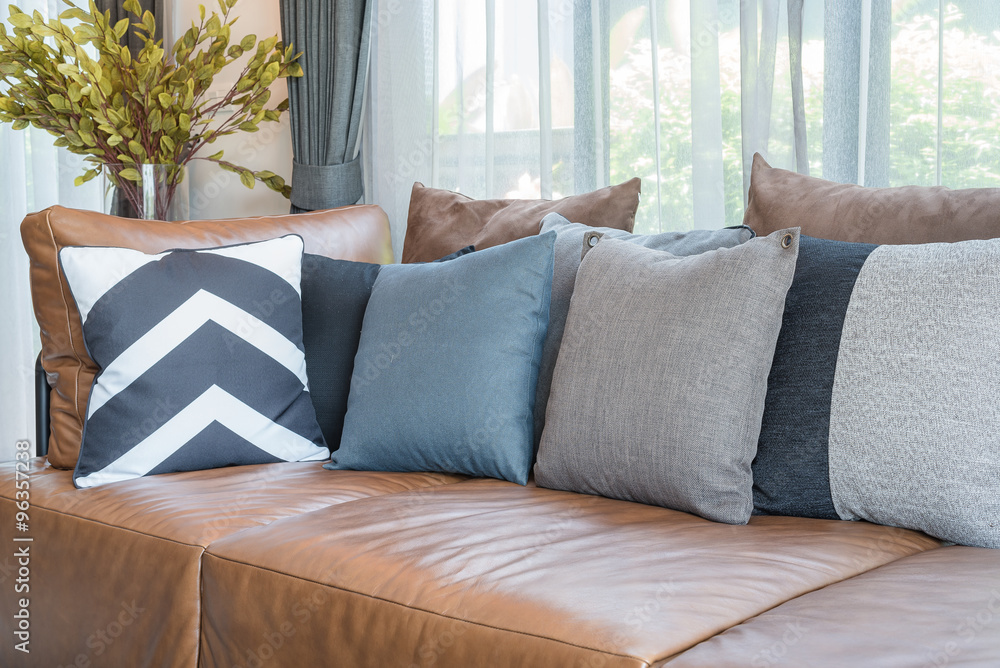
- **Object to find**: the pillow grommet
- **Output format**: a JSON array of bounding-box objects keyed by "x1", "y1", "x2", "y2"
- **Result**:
[{"x1": 781, "y1": 233, "x2": 794, "y2": 248}]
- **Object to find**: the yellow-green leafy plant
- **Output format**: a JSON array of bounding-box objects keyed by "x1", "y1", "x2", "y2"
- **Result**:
[{"x1": 0, "y1": 0, "x2": 302, "y2": 218}]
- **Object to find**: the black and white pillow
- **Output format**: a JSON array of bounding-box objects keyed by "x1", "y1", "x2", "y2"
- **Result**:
[{"x1": 60, "y1": 235, "x2": 328, "y2": 488}]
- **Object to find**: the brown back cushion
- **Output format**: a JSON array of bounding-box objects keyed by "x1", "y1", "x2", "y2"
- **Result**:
[
  {"x1": 744, "y1": 153, "x2": 1000, "y2": 244},
  {"x1": 22, "y1": 205, "x2": 394, "y2": 470},
  {"x1": 401, "y1": 179, "x2": 641, "y2": 263}
]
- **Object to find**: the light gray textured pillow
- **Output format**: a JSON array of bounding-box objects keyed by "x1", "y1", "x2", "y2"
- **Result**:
[
  {"x1": 534, "y1": 229, "x2": 799, "y2": 524},
  {"x1": 826, "y1": 240, "x2": 1000, "y2": 548},
  {"x1": 532, "y1": 213, "x2": 755, "y2": 449}
]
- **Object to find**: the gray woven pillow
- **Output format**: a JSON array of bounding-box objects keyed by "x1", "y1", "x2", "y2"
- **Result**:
[
  {"x1": 533, "y1": 214, "x2": 755, "y2": 449},
  {"x1": 534, "y1": 230, "x2": 799, "y2": 524}
]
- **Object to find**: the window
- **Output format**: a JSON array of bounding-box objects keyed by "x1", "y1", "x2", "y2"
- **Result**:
[{"x1": 366, "y1": 0, "x2": 1000, "y2": 241}]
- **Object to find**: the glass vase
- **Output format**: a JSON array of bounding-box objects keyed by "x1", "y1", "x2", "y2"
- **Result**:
[{"x1": 103, "y1": 163, "x2": 190, "y2": 221}]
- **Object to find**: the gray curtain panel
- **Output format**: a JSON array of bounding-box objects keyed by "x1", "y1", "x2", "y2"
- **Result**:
[
  {"x1": 96, "y1": 0, "x2": 164, "y2": 55},
  {"x1": 279, "y1": 0, "x2": 373, "y2": 212}
]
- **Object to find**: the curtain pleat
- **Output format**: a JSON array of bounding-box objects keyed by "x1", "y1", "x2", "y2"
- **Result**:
[
  {"x1": 739, "y1": 0, "x2": 758, "y2": 201},
  {"x1": 280, "y1": 0, "x2": 372, "y2": 212},
  {"x1": 96, "y1": 0, "x2": 165, "y2": 54},
  {"x1": 690, "y1": 0, "x2": 725, "y2": 228},
  {"x1": 787, "y1": 0, "x2": 808, "y2": 175}
]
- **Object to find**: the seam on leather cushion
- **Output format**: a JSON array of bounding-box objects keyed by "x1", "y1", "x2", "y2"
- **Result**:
[{"x1": 45, "y1": 209, "x2": 87, "y2": 451}]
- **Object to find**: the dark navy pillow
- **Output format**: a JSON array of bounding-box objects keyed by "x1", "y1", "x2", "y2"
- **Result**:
[
  {"x1": 753, "y1": 235, "x2": 879, "y2": 517},
  {"x1": 59, "y1": 236, "x2": 328, "y2": 488}
]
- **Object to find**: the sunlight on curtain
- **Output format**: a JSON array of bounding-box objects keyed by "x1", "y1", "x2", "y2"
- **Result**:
[
  {"x1": 366, "y1": 1, "x2": 999, "y2": 249},
  {"x1": 0, "y1": 0, "x2": 102, "y2": 461}
]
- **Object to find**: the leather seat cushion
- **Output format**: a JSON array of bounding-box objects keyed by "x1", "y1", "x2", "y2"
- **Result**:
[
  {"x1": 661, "y1": 545, "x2": 1000, "y2": 667},
  {"x1": 200, "y1": 478, "x2": 939, "y2": 668},
  {"x1": 0, "y1": 459, "x2": 462, "y2": 668}
]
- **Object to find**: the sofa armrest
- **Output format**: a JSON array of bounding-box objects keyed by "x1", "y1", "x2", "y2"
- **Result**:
[{"x1": 35, "y1": 354, "x2": 49, "y2": 458}]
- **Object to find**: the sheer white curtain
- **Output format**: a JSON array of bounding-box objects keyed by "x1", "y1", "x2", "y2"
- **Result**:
[
  {"x1": 365, "y1": 0, "x2": 1000, "y2": 249},
  {"x1": 0, "y1": 0, "x2": 102, "y2": 462}
]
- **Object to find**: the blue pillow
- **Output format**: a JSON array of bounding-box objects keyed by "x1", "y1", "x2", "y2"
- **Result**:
[
  {"x1": 300, "y1": 245, "x2": 475, "y2": 448},
  {"x1": 328, "y1": 233, "x2": 556, "y2": 484}
]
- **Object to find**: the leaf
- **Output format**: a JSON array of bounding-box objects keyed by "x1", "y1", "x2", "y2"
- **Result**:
[
  {"x1": 259, "y1": 36, "x2": 277, "y2": 54},
  {"x1": 148, "y1": 108, "x2": 162, "y2": 132},
  {"x1": 159, "y1": 135, "x2": 175, "y2": 154},
  {"x1": 56, "y1": 63, "x2": 78, "y2": 77},
  {"x1": 30, "y1": 22, "x2": 56, "y2": 37},
  {"x1": 285, "y1": 62, "x2": 303, "y2": 78},
  {"x1": 59, "y1": 8, "x2": 90, "y2": 21},
  {"x1": 107, "y1": 134, "x2": 123, "y2": 146},
  {"x1": 74, "y1": 23, "x2": 99, "y2": 41},
  {"x1": 158, "y1": 92, "x2": 172, "y2": 107},
  {"x1": 238, "y1": 121, "x2": 258, "y2": 133},
  {"x1": 239, "y1": 169, "x2": 255, "y2": 189},
  {"x1": 259, "y1": 61, "x2": 279, "y2": 87},
  {"x1": 205, "y1": 15, "x2": 220, "y2": 36},
  {"x1": 240, "y1": 34, "x2": 255, "y2": 51},
  {"x1": 11, "y1": 118, "x2": 29, "y2": 130},
  {"x1": 207, "y1": 150, "x2": 224, "y2": 160},
  {"x1": 178, "y1": 113, "x2": 191, "y2": 133},
  {"x1": 114, "y1": 17, "x2": 129, "y2": 39},
  {"x1": 123, "y1": 0, "x2": 142, "y2": 16},
  {"x1": 8, "y1": 13, "x2": 33, "y2": 29},
  {"x1": 118, "y1": 167, "x2": 141, "y2": 182}
]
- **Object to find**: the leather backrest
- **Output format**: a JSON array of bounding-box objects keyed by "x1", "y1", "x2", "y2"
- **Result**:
[{"x1": 21, "y1": 205, "x2": 393, "y2": 469}]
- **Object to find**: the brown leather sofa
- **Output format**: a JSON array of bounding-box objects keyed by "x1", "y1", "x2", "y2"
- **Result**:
[
  {"x1": 7, "y1": 458, "x2": 1000, "y2": 667},
  {"x1": 4, "y1": 202, "x2": 1000, "y2": 668}
]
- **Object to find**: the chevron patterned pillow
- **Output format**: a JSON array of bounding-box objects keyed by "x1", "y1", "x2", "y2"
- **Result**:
[{"x1": 59, "y1": 235, "x2": 329, "y2": 488}]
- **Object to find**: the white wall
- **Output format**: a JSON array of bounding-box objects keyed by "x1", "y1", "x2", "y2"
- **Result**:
[{"x1": 169, "y1": 0, "x2": 294, "y2": 219}]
